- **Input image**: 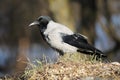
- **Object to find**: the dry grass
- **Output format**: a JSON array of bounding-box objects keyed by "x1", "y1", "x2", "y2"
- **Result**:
[{"x1": 22, "y1": 54, "x2": 120, "y2": 80}]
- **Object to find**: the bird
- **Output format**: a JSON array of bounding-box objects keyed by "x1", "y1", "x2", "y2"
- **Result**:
[{"x1": 29, "y1": 16, "x2": 107, "y2": 59}]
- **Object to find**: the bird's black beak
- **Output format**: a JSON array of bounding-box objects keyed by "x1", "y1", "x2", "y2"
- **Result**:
[{"x1": 29, "y1": 21, "x2": 39, "y2": 26}]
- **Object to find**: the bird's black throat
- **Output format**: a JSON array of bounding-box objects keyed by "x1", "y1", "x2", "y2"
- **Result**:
[
  {"x1": 38, "y1": 24, "x2": 47, "y2": 33},
  {"x1": 38, "y1": 25, "x2": 47, "y2": 41}
]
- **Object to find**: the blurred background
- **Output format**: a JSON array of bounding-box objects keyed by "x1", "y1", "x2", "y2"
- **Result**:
[{"x1": 0, "y1": 0, "x2": 120, "y2": 76}]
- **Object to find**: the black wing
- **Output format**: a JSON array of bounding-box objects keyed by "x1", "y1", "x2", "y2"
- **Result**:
[
  {"x1": 62, "y1": 33, "x2": 107, "y2": 58},
  {"x1": 62, "y1": 33, "x2": 88, "y2": 48},
  {"x1": 62, "y1": 33, "x2": 88, "y2": 44}
]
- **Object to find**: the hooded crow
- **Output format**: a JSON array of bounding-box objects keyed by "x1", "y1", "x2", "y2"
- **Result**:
[{"x1": 29, "y1": 16, "x2": 107, "y2": 59}]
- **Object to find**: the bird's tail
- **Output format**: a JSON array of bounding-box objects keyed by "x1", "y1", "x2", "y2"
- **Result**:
[{"x1": 77, "y1": 44, "x2": 107, "y2": 60}]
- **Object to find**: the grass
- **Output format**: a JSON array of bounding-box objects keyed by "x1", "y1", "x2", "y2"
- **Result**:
[
  {"x1": 22, "y1": 53, "x2": 120, "y2": 80},
  {"x1": 1, "y1": 53, "x2": 120, "y2": 80}
]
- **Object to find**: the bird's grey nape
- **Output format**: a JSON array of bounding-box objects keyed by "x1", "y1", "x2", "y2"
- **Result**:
[{"x1": 38, "y1": 16, "x2": 52, "y2": 22}]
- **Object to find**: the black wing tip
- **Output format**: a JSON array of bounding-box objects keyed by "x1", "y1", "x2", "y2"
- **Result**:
[
  {"x1": 95, "y1": 50, "x2": 107, "y2": 58},
  {"x1": 77, "y1": 49, "x2": 107, "y2": 59}
]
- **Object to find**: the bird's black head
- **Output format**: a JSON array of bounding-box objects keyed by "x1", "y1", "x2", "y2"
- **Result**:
[{"x1": 29, "y1": 16, "x2": 51, "y2": 32}]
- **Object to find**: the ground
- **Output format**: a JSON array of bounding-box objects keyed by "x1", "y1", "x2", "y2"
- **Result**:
[
  {"x1": 23, "y1": 54, "x2": 120, "y2": 80},
  {"x1": 2, "y1": 54, "x2": 120, "y2": 80}
]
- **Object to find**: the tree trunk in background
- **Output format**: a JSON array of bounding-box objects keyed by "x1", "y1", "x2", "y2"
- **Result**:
[
  {"x1": 70, "y1": 0, "x2": 97, "y2": 44},
  {"x1": 48, "y1": 0, "x2": 75, "y2": 31},
  {"x1": 14, "y1": 38, "x2": 29, "y2": 76},
  {"x1": 80, "y1": 0, "x2": 97, "y2": 44},
  {"x1": 0, "y1": 0, "x2": 51, "y2": 74},
  {"x1": 102, "y1": 0, "x2": 120, "y2": 60},
  {"x1": 97, "y1": 0, "x2": 120, "y2": 61}
]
